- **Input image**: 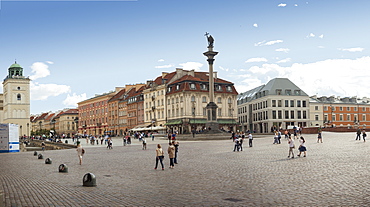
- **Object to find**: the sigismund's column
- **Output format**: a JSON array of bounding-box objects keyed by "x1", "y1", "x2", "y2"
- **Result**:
[{"x1": 203, "y1": 33, "x2": 219, "y2": 132}]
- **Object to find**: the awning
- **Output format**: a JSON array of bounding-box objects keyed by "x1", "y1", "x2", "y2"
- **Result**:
[
  {"x1": 189, "y1": 119, "x2": 207, "y2": 124},
  {"x1": 165, "y1": 119, "x2": 183, "y2": 125},
  {"x1": 217, "y1": 119, "x2": 238, "y2": 124}
]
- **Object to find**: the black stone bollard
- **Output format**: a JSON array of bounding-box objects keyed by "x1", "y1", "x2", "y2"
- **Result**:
[
  {"x1": 38, "y1": 154, "x2": 43, "y2": 159},
  {"x1": 45, "y1": 158, "x2": 52, "y2": 164},
  {"x1": 82, "y1": 173, "x2": 96, "y2": 187},
  {"x1": 34, "y1": 151, "x2": 38, "y2": 156},
  {"x1": 65, "y1": 140, "x2": 68, "y2": 144},
  {"x1": 58, "y1": 164, "x2": 68, "y2": 173}
]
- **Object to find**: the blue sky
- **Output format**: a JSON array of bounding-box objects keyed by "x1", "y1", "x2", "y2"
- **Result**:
[{"x1": 1, "y1": 0, "x2": 370, "y2": 115}]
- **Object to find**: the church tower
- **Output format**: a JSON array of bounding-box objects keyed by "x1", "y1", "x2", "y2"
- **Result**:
[{"x1": 3, "y1": 62, "x2": 31, "y2": 136}]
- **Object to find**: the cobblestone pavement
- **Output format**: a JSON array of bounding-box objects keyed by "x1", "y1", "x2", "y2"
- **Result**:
[{"x1": 1, "y1": 132, "x2": 370, "y2": 206}]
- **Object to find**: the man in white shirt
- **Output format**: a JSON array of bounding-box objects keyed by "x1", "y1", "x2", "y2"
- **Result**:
[
  {"x1": 248, "y1": 133, "x2": 253, "y2": 147},
  {"x1": 288, "y1": 137, "x2": 295, "y2": 158}
]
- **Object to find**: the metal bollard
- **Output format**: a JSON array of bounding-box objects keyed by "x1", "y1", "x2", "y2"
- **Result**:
[
  {"x1": 34, "y1": 151, "x2": 38, "y2": 156},
  {"x1": 58, "y1": 164, "x2": 68, "y2": 173},
  {"x1": 38, "y1": 154, "x2": 43, "y2": 159},
  {"x1": 45, "y1": 158, "x2": 52, "y2": 164},
  {"x1": 82, "y1": 173, "x2": 96, "y2": 187}
]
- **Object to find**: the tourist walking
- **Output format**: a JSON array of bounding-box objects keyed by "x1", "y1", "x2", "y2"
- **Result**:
[
  {"x1": 288, "y1": 137, "x2": 295, "y2": 158},
  {"x1": 297, "y1": 137, "x2": 307, "y2": 157},
  {"x1": 123, "y1": 136, "x2": 127, "y2": 146},
  {"x1": 277, "y1": 130, "x2": 282, "y2": 144},
  {"x1": 168, "y1": 142, "x2": 175, "y2": 169},
  {"x1": 356, "y1": 128, "x2": 361, "y2": 140},
  {"x1": 155, "y1": 144, "x2": 165, "y2": 170},
  {"x1": 248, "y1": 133, "x2": 253, "y2": 147},
  {"x1": 239, "y1": 135, "x2": 244, "y2": 151},
  {"x1": 173, "y1": 140, "x2": 179, "y2": 164},
  {"x1": 233, "y1": 137, "x2": 240, "y2": 152},
  {"x1": 142, "y1": 138, "x2": 147, "y2": 150},
  {"x1": 362, "y1": 130, "x2": 367, "y2": 142},
  {"x1": 273, "y1": 132, "x2": 279, "y2": 144},
  {"x1": 76, "y1": 143, "x2": 85, "y2": 165},
  {"x1": 41, "y1": 141, "x2": 45, "y2": 151},
  {"x1": 317, "y1": 132, "x2": 323, "y2": 143}
]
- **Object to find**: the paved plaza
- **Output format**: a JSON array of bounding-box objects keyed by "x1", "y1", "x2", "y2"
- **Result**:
[{"x1": 1, "y1": 132, "x2": 370, "y2": 206}]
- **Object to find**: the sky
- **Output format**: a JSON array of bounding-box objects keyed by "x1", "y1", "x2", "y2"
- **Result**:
[{"x1": 1, "y1": 0, "x2": 370, "y2": 115}]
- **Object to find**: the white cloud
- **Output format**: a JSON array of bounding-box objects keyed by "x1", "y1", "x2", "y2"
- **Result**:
[
  {"x1": 29, "y1": 62, "x2": 51, "y2": 80},
  {"x1": 275, "y1": 48, "x2": 290, "y2": 53},
  {"x1": 155, "y1": 64, "x2": 174, "y2": 69},
  {"x1": 318, "y1": 46, "x2": 325, "y2": 48},
  {"x1": 253, "y1": 23, "x2": 258, "y2": 28},
  {"x1": 294, "y1": 4, "x2": 298, "y2": 6},
  {"x1": 158, "y1": 59, "x2": 165, "y2": 62},
  {"x1": 63, "y1": 93, "x2": 87, "y2": 107},
  {"x1": 234, "y1": 56, "x2": 370, "y2": 98},
  {"x1": 278, "y1": 3, "x2": 287, "y2": 7},
  {"x1": 246, "y1": 57, "x2": 268, "y2": 63},
  {"x1": 319, "y1": 34, "x2": 324, "y2": 38},
  {"x1": 30, "y1": 82, "x2": 71, "y2": 101},
  {"x1": 307, "y1": 33, "x2": 315, "y2": 38},
  {"x1": 276, "y1": 58, "x2": 291, "y2": 63},
  {"x1": 338, "y1": 47, "x2": 364, "y2": 52},
  {"x1": 254, "y1": 40, "x2": 283, "y2": 46},
  {"x1": 219, "y1": 66, "x2": 229, "y2": 72},
  {"x1": 46, "y1": 61, "x2": 54, "y2": 64},
  {"x1": 179, "y1": 62, "x2": 203, "y2": 71}
]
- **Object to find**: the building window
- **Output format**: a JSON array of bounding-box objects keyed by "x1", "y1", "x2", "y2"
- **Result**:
[
  {"x1": 180, "y1": 96, "x2": 183, "y2": 102},
  {"x1": 297, "y1": 100, "x2": 301, "y2": 107},
  {"x1": 17, "y1": 94, "x2": 21, "y2": 100},
  {"x1": 315, "y1": 106, "x2": 319, "y2": 110},
  {"x1": 339, "y1": 114, "x2": 343, "y2": 121},
  {"x1": 216, "y1": 85, "x2": 222, "y2": 91},
  {"x1": 347, "y1": 114, "x2": 350, "y2": 121},
  {"x1": 203, "y1": 108, "x2": 207, "y2": 116},
  {"x1": 294, "y1": 90, "x2": 301, "y2": 95},
  {"x1": 190, "y1": 83, "x2": 196, "y2": 89},
  {"x1": 176, "y1": 85, "x2": 180, "y2": 90},
  {"x1": 285, "y1": 111, "x2": 289, "y2": 119},
  {"x1": 226, "y1": 86, "x2": 232, "y2": 92},
  {"x1": 286, "y1": 90, "x2": 291, "y2": 95},
  {"x1": 285, "y1": 100, "x2": 289, "y2": 107},
  {"x1": 272, "y1": 100, "x2": 276, "y2": 107},
  {"x1": 315, "y1": 115, "x2": 319, "y2": 121},
  {"x1": 332, "y1": 114, "x2": 336, "y2": 121},
  {"x1": 278, "y1": 100, "x2": 282, "y2": 107},
  {"x1": 228, "y1": 98, "x2": 232, "y2": 104},
  {"x1": 272, "y1": 110, "x2": 276, "y2": 119},
  {"x1": 339, "y1": 107, "x2": 343, "y2": 111},
  {"x1": 290, "y1": 100, "x2": 294, "y2": 107},
  {"x1": 278, "y1": 110, "x2": 282, "y2": 119},
  {"x1": 363, "y1": 114, "x2": 366, "y2": 121},
  {"x1": 176, "y1": 97, "x2": 179, "y2": 103},
  {"x1": 347, "y1": 107, "x2": 350, "y2": 111},
  {"x1": 191, "y1": 96, "x2": 195, "y2": 102},
  {"x1": 167, "y1": 99, "x2": 170, "y2": 105},
  {"x1": 290, "y1": 110, "x2": 295, "y2": 119},
  {"x1": 218, "y1": 108, "x2": 222, "y2": 116},
  {"x1": 276, "y1": 89, "x2": 282, "y2": 95},
  {"x1": 201, "y1": 96, "x2": 206, "y2": 103},
  {"x1": 297, "y1": 111, "x2": 302, "y2": 119},
  {"x1": 217, "y1": 97, "x2": 221, "y2": 103},
  {"x1": 17, "y1": 87, "x2": 20, "y2": 90}
]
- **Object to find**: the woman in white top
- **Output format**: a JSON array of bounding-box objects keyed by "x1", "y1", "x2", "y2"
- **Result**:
[
  {"x1": 76, "y1": 143, "x2": 84, "y2": 165},
  {"x1": 297, "y1": 137, "x2": 307, "y2": 157}
]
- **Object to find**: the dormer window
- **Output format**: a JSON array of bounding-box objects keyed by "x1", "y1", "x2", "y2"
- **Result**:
[
  {"x1": 285, "y1": 90, "x2": 291, "y2": 95},
  {"x1": 168, "y1": 87, "x2": 172, "y2": 92},
  {"x1": 176, "y1": 85, "x2": 180, "y2": 90},
  {"x1": 201, "y1": 84, "x2": 207, "y2": 90},
  {"x1": 294, "y1": 90, "x2": 301, "y2": 95},
  {"x1": 190, "y1": 83, "x2": 196, "y2": 89},
  {"x1": 216, "y1": 85, "x2": 222, "y2": 91},
  {"x1": 276, "y1": 89, "x2": 282, "y2": 95},
  {"x1": 226, "y1": 86, "x2": 232, "y2": 92}
]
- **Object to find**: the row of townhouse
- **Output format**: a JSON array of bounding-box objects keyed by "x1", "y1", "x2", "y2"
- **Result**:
[
  {"x1": 237, "y1": 78, "x2": 370, "y2": 133},
  {"x1": 77, "y1": 68, "x2": 239, "y2": 136},
  {"x1": 30, "y1": 108, "x2": 78, "y2": 137}
]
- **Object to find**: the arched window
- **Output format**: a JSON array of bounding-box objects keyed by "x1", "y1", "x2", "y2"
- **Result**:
[
  {"x1": 17, "y1": 94, "x2": 21, "y2": 101},
  {"x1": 228, "y1": 98, "x2": 232, "y2": 104},
  {"x1": 202, "y1": 96, "x2": 207, "y2": 103},
  {"x1": 191, "y1": 96, "x2": 195, "y2": 102}
]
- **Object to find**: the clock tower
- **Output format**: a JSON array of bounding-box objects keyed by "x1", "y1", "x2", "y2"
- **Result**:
[{"x1": 2, "y1": 62, "x2": 31, "y2": 136}]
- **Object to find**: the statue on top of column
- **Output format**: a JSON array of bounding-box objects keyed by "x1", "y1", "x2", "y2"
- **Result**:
[{"x1": 205, "y1": 32, "x2": 214, "y2": 48}]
